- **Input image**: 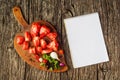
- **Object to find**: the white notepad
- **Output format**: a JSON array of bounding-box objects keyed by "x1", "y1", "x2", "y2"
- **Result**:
[{"x1": 64, "y1": 12, "x2": 109, "y2": 68}]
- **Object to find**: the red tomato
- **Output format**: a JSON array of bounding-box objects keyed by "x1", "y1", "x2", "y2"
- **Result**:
[
  {"x1": 36, "y1": 46, "x2": 42, "y2": 53},
  {"x1": 22, "y1": 41, "x2": 29, "y2": 50},
  {"x1": 47, "y1": 40, "x2": 58, "y2": 51},
  {"x1": 33, "y1": 36, "x2": 40, "y2": 47},
  {"x1": 30, "y1": 31, "x2": 36, "y2": 37},
  {"x1": 42, "y1": 59, "x2": 48, "y2": 63},
  {"x1": 31, "y1": 22, "x2": 41, "y2": 37},
  {"x1": 41, "y1": 49, "x2": 53, "y2": 54},
  {"x1": 24, "y1": 31, "x2": 31, "y2": 41},
  {"x1": 59, "y1": 49, "x2": 64, "y2": 54},
  {"x1": 16, "y1": 36, "x2": 25, "y2": 44},
  {"x1": 47, "y1": 32, "x2": 57, "y2": 40},
  {"x1": 39, "y1": 34, "x2": 46, "y2": 38},
  {"x1": 29, "y1": 47, "x2": 36, "y2": 54},
  {"x1": 40, "y1": 39, "x2": 47, "y2": 49},
  {"x1": 39, "y1": 25, "x2": 50, "y2": 38}
]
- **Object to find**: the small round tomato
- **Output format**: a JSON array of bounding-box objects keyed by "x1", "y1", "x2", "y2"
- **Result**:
[
  {"x1": 24, "y1": 31, "x2": 31, "y2": 41},
  {"x1": 59, "y1": 49, "x2": 64, "y2": 54},
  {"x1": 47, "y1": 40, "x2": 58, "y2": 51},
  {"x1": 41, "y1": 49, "x2": 53, "y2": 54},
  {"x1": 31, "y1": 22, "x2": 41, "y2": 37},
  {"x1": 40, "y1": 39, "x2": 47, "y2": 49},
  {"x1": 40, "y1": 25, "x2": 50, "y2": 34},
  {"x1": 22, "y1": 41, "x2": 29, "y2": 50},
  {"x1": 16, "y1": 36, "x2": 25, "y2": 44},
  {"x1": 47, "y1": 32, "x2": 57, "y2": 40},
  {"x1": 36, "y1": 46, "x2": 42, "y2": 53},
  {"x1": 42, "y1": 59, "x2": 48, "y2": 63},
  {"x1": 33, "y1": 36, "x2": 40, "y2": 47},
  {"x1": 29, "y1": 47, "x2": 36, "y2": 54}
]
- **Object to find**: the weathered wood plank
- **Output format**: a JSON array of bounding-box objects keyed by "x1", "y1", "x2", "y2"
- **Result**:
[{"x1": 96, "y1": 0, "x2": 120, "y2": 80}]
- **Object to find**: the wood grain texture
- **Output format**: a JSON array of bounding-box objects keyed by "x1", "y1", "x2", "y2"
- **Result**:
[{"x1": 0, "y1": 0, "x2": 120, "y2": 80}]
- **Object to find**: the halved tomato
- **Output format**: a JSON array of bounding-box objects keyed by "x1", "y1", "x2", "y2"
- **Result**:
[
  {"x1": 33, "y1": 36, "x2": 40, "y2": 47},
  {"x1": 40, "y1": 39, "x2": 47, "y2": 49},
  {"x1": 24, "y1": 31, "x2": 31, "y2": 41},
  {"x1": 36, "y1": 46, "x2": 42, "y2": 53},
  {"x1": 31, "y1": 22, "x2": 41, "y2": 37},
  {"x1": 39, "y1": 25, "x2": 50, "y2": 38},
  {"x1": 16, "y1": 36, "x2": 25, "y2": 44},
  {"x1": 47, "y1": 40, "x2": 58, "y2": 51},
  {"x1": 22, "y1": 41, "x2": 29, "y2": 50},
  {"x1": 29, "y1": 47, "x2": 36, "y2": 54},
  {"x1": 41, "y1": 49, "x2": 53, "y2": 54},
  {"x1": 47, "y1": 32, "x2": 57, "y2": 40}
]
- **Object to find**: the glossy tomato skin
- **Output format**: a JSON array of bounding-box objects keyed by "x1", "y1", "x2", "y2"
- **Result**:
[
  {"x1": 58, "y1": 49, "x2": 64, "y2": 54},
  {"x1": 33, "y1": 36, "x2": 40, "y2": 47},
  {"x1": 39, "y1": 34, "x2": 45, "y2": 38},
  {"x1": 36, "y1": 46, "x2": 42, "y2": 53},
  {"x1": 29, "y1": 47, "x2": 36, "y2": 54},
  {"x1": 31, "y1": 22, "x2": 41, "y2": 37},
  {"x1": 22, "y1": 41, "x2": 29, "y2": 50},
  {"x1": 16, "y1": 36, "x2": 25, "y2": 44},
  {"x1": 47, "y1": 32, "x2": 57, "y2": 40},
  {"x1": 41, "y1": 49, "x2": 53, "y2": 54},
  {"x1": 24, "y1": 31, "x2": 31, "y2": 41},
  {"x1": 47, "y1": 40, "x2": 58, "y2": 51},
  {"x1": 42, "y1": 59, "x2": 48, "y2": 63},
  {"x1": 39, "y1": 25, "x2": 50, "y2": 38},
  {"x1": 40, "y1": 39, "x2": 47, "y2": 49}
]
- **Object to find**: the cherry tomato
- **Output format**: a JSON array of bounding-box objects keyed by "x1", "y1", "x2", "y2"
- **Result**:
[
  {"x1": 40, "y1": 39, "x2": 47, "y2": 49},
  {"x1": 16, "y1": 36, "x2": 25, "y2": 44},
  {"x1": 22, "y1": 41, "x2": 29, "y2": 50},
  {"x1": 47, "y1": 32, "x2": 57, "y2": 40},
  {"x1": 24, "y1": 31, "x2": 31, "y2": 41}
]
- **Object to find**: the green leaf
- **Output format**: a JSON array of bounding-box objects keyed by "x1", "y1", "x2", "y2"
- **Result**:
[
  {"x1": 40, "y1": 62, "x2": 45, "y2": 66},
  {"x1": 54, "y1": 60, "x2": 58, "y2": 65},
  {"x1": 49, "y1": 67, "x2": 53, "y2": 71},
  {"x1": 48, "y1": 58, "x2": 53, "y2": 63},
  {"x1": 54, "y1": 60, "x2": 60, "y2": 69},
  {"x1": 42, "y1": 54, "x2": 61, "y2": 70},
  {"x1": 42, "y1": 54, "x2": 47, "y2": 59},
  {"x1": 43, "y1": 54, "x2": 51, "y2": 60}
]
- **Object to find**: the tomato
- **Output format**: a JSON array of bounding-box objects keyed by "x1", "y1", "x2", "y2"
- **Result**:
[
  {"x1": 24, "y1": 31, "x2": 31, "y2": 41},
  {"x1": 39, "y1": 25, "x2": 50, "y2": 38},
  {"x1": 47, "y1": 40, "x2": 58, "y2": 51},
  {"x1": 47, "y1": 32, "x2": 57, "y2": 40},
  {"x1": 41, "y1": 49, "x2": 53, "y2": 54},
  {"x1": 29, "y1": 47, "x2": 36, "y2": 54},
  {"x1": 22, "y1": 41, "x2": 29, "y2": 50},
  {"x1": 31, "y1": 22, "x2": 41, "y2": 37},
  {"x1": 39, "y1": 34, "x2": 46, "y2": 38},
  {"x1": 36, "y1": 46, "x2": 42, "y2": 53},
  {"x1": 42, "y1": 59, "x2": 48, "y2": 63},
  {"x1": 33, "y1": 36, "x2": 40, "y2": 47},
  {"x1": 40, "y1": 39, "x2": 47, "y2": 49},
  {"x1": 16, "y1": 36, "x2": 25, "y2": 44},
  {"x1": 59, "y1": 49, "x2": 64, "y2": 54}
]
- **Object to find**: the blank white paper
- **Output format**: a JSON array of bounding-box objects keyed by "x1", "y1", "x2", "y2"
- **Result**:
[{"x1": 64, "y1": 12, "x2": 109, "y2": 68}]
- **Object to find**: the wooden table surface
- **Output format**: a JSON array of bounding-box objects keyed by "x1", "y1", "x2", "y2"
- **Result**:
[{"x1": 0, "y1": 0, "x2": 120, "y2": 80}]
